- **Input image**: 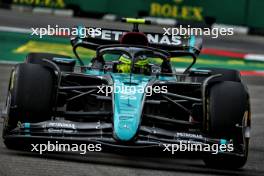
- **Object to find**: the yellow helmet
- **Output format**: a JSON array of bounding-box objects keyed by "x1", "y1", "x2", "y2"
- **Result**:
[
  {"x1": 116, "y1": 55, "x2": 131, "y2": 73},
  {"x1": 117, "y1": 54, "x2": 149, "y2": 73}
]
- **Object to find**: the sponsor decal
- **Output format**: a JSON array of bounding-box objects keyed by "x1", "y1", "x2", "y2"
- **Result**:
[
  {"x1": 12, "y1": 0, "x2": 65, "y2": 8},
  {"x1": 89, "y1": 29, "x2": 183, "y2": 46},
  {"x1": 53, "y1": 57, "x2": 75, "y2": 64},
  {"x1": 47, "y1": 122, "x2": 76, "y2": 129},
  {"x1": 175, "y1": 132, "x2": 203, "y2": 140},
  {"x1": 150, "y1": 0, "x2": 203, "y2": 21}
]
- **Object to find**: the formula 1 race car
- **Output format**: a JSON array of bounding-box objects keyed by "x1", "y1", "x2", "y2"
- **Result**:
[{"x1": 2, "y1": 18, "x2": 251, "y2": 169}]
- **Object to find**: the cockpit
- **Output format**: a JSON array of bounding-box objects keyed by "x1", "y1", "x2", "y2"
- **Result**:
[{"x1": 90, "y1": 45, "x2": 173, "y2": 75}]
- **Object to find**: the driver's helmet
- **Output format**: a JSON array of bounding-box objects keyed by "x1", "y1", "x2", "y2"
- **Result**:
[
  {"x1": 116, "y1": 54, "x2": 149, "y2": 74},
  {"x1": 116, "y1": 54, "x2": 131, "y2": 73}
]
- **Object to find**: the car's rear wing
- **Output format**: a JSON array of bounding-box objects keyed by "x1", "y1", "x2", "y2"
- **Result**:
[{"x1": 71, "y1": 27, "x2": 203, "y2": 57}]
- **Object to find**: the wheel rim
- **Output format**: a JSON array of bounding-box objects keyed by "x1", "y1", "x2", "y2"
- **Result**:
[{"x1": 242, "y1": 110, "x2": 251, "y2": 155}]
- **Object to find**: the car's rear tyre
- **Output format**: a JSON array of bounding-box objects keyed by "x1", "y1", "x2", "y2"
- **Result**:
[
  {"x1": 2, "y1": 64, "x2": 55, "y2": 147},
  {"x1": 203, "y1": 81, "x2": 250, "y2": 169},
  {"x1": 26, "y1": 52, "x2": 75, "y2": 72},
  {"x1": 198, "y1": 67, "x2": 241, "y2": 82}
]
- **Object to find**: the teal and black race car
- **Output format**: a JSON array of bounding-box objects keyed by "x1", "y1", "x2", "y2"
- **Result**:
[{"x1": 2, "y1": 18, "x2": 251, "y2": 169}]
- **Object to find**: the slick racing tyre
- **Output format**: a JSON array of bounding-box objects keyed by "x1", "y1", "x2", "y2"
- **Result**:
[
  {"x1": 26, "y1": 52, "x2": 75, "y2": 72},
  {"x1": 2, "y1": 63, "x2": 55, "y2": 148},
  {"x1": 203, "y1": 81, "x2": 251, "y2": 169}
]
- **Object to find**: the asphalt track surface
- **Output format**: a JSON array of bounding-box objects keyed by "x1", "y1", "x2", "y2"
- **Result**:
[{"x1": 0, "y1": 9, "x2": 264, "y2": 176}]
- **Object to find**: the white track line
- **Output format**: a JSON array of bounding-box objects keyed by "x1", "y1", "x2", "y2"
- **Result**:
[
  {"x1": 0, "y1": 60, "x2": 19, "y2": 65},
  {"x1": 0, "y1": 26, "x2": 31, "y2": 34},
  {"x1": 245, "y1": 54, "x2": 264, "y2": 62}
]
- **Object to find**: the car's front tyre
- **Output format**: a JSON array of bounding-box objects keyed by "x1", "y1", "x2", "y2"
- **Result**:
[
  {"x1": 203, "y1": 81, "x2": 251, "y2": 169},
  {"x1": 2, "y1": 63, "x2": 55, "y2": 148}
]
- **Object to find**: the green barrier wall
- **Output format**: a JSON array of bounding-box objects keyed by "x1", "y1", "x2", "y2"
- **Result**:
[
  {"x1": 247, "y1": 0, "x2": 264, "y2": 28},
  {"x1": 4, "y1": 0, "x2": 264, "y2": 29}
]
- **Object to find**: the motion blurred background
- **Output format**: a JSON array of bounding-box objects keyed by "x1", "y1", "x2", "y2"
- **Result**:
[
  {"x1": 0, "y1": 1, "x2": 263, "y2": 176},
  {"x1": 2, "y1": 0, "x2": 264, "y2": 32},
  {"x1": 0, "y1": 0, "x2": 264, "y2": 74}
]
